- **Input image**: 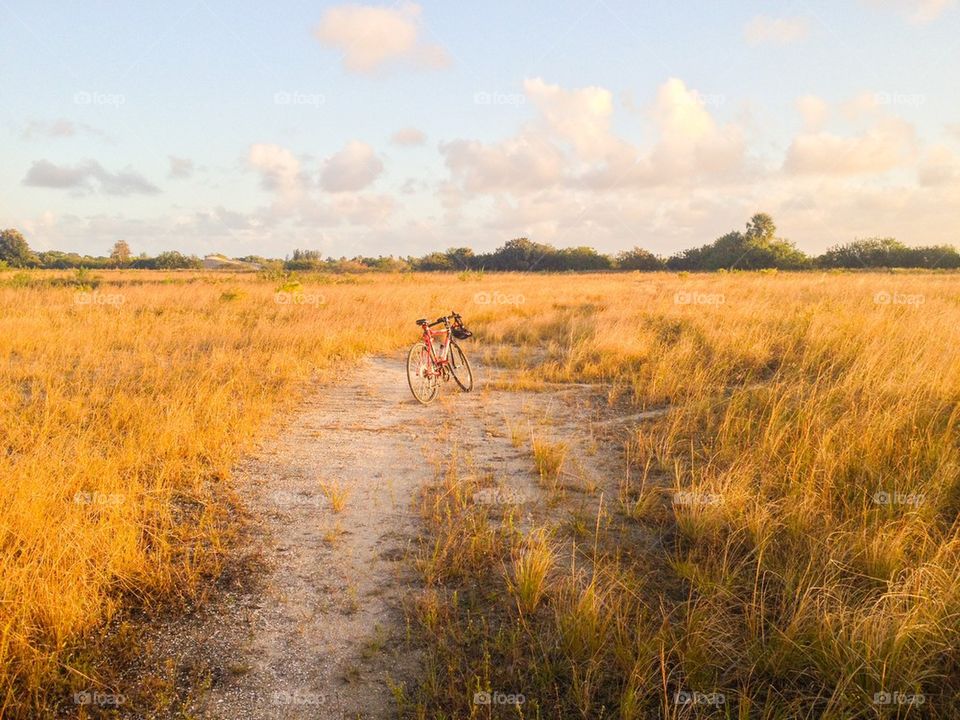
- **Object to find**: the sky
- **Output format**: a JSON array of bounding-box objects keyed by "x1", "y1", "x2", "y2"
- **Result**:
[{"x1": 1, "y1": 0, "x2": 959, "y2": 259}]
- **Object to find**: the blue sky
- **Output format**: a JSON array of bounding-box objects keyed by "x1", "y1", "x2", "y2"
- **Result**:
[{"x1": 1, "y1": 0, "x2": 958, "y2": 258}]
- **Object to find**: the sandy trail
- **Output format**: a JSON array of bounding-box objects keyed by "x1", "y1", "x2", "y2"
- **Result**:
[
  {"x1": 193, "y1": 355, "x2": 440, "y2": 719},
  {"x1": 147, "y1": 351, "x2": 634, "y2": 720}
]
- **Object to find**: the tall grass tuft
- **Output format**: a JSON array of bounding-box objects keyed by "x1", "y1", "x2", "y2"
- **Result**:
[
  {"x1": 532, "y1": 437, "x2": 568, "y2": 489},
  {"x1": 508, "y1": 530, "x2": 555, "y2": 615}
]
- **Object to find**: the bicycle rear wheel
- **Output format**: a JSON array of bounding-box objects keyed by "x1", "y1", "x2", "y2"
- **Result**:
[
  {"x1": 449, "y1": 340, "x2": 473, "y2": 392},
  {"x1": 407, "y1": 342, "x2": 440, "y2": 404}
]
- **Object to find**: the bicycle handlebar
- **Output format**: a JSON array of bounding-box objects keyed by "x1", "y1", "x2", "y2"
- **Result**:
[{"x1": 427, "y1": 311, "x2": 464, "y2": 328}]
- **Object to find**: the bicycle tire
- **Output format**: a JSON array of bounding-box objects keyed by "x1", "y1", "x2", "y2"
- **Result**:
[
  {"x1": 449, "y1": 340, "x2": 473, "y2": 392},
  {"x1": 407, "y1": 342, "x2": 440, "y2": 404}
]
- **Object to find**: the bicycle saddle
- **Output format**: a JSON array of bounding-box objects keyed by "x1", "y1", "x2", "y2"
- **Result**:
[{"x1": 415, "y1": 318, "x2": 427, "y2": 325}]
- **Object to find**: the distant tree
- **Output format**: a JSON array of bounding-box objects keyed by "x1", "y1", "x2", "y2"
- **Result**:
[
  {"x1": 616, "y1": 247, "x2": 665, "y2": 271},
  {"x1": 129, "y1": 252, "x2": 150, "y2": 267},
  {"x1": 395, "y1": 240, "x2": 616, "y2": 272},
  {"x1": 36, "y1": 250, "x2": 69, "y2": 269},
  {"x1": 552, "y1": 246, "x2": 613, "y2": 271},
  {"x1": 284, "y1": 248, "x2": 325, "y2": 271},
  {"x1": 668, "y1": 214, "x2": 809, "y2": 270},
  {"x1": 481, "y1": 238, "x2": 558, "y2": 271},
  {"x1": 324, "y1": 258, "x2": 368, "y2": 273},
  {"x1": 744, "y1": 212, "x2": 777, "y2": 243},
  {"x1": 445, "y1": 247, "x2": 476, "y2": 270},
  {"x1": 414, "y1": 252, "x2": 454, "y2": 271},
  {"x1": 818, "y1": 238, "x2": 911, "y2": 268},
  {"x1": 0, "y1": 228, "x2": 39, "y2": 267},
  {"x1": 816, "y1": 238, "x2": 960, "y2": 269},
  {"x1": 36, "y1": 250, "x2": 112, "y2": 269},
  {"x1": 151, "y1": 251, "x2": 201, "y2": 269},
  {"x1": 355, "y1": 255, "x2": 409, "y2": 272},
  {"x1": 912, "y1": 244, "x2": 960, "y2": 269},
  {"x1": 110, "y1": 240, "x2": 132, "y2": 266}
]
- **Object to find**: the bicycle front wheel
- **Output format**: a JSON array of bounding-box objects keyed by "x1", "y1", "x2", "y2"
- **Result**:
[
  {"x1": 449, "y1": 340, "x2": 473, "y2": 392},
  {"x1": 407, "y1": 342, "x2": 440, "y2": 404}
]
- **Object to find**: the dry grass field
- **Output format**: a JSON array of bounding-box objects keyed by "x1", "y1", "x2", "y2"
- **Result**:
[{"x1": 2, "y1": 268, "x2": 958, "y2": 718}]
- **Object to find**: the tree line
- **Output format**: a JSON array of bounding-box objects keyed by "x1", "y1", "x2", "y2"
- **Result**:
[{"x1": 2, "y1": 215, "x2": 959, "y2": 272}]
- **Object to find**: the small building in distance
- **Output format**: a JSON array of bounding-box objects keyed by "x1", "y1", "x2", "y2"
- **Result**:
[{"x1": 202, "y1": 254, "x2": 263, "y2": 271}]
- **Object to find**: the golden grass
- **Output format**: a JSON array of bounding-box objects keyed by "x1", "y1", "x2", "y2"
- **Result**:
[
  {"x1": 3, "y1": 268, "x2": 960, "y2": 717},
  {"x1": 0, "y1": 269, "x2": 506, "y2": 715},
  {"x1": 319, "y1": 480, "x2": 350, "y2": 514},
  {"x1": 532, "y1": 437, "x2": 568, "y2": 489},
  {"x1": 405, "y1": 270, "x2": 960, "y2": 718},
  {"x1": 508, "y1": 530, "x2": 555, "y2": 615}
]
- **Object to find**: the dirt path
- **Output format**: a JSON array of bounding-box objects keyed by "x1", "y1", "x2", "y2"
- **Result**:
[
  {"x1": 185, "y1": 355, "x2": 441, "y2": 719},
  {"x1": 144, "y1": 351, "x2": 635, "y2": 720}
]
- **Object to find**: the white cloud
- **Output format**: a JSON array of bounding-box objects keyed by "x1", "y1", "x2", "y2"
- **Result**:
[
  {"x1": 840, "y1": 91, "x2": 888, "y2": 120},
  {"x1": 579, "y1": 78, "x2": 746, "y2": 188},
  {"x1": 168, "y1": 156, "x2": 194, "y2": 179},
  {"x1": 744, "y1": 16, "x2": 809, "y2": 45},
  {"x1": 391, "y1": 127, "x2": 427, "y2": 146},
  {"x1": 248, "y1": 143, "x2": 303, "y2": 199},
  {"x1": 864, "y1": 0, "x2": 956, "y2": 23},
  {"x1": 320, "y1": 141, "x2": 384, "y2": 192},
  {"x1": 430, "y1": 77, "x2": 960, "y2": 252},
  {"x1": 646, "y1": 78, "x2": 745, "y2": 178},
  {"x1": 22, "y1": 159, "x2": 159, "y2": 195},
  {"x1": 245, "y1": 141, "x2": 392, "y2": 230},
  {"x1": 441, "y1": 77, "x2": 746, "y2": 196},
  {"x1": 314, "y1": 2, "x2": 450, "y2": 73},
  {"x1": 797, "y1": 95, "x2": 829, "y2": 131},
  {"x1": 20, "y1": 119, "x2": 107, "y2": 141},
  {"x1": 440, "y1": 134, "x2": 565, "y2": 193},
  {"x1": 328, "y1": 193, "x2": 396, "y2": 226},
  {"x1": 784, "y1": 118, "x2": 916, "y2": 175},
  {"x1": 761, "y1": 177, "x2": 960, "y2": 251},
  {"x1": 523, "y1": 77, "x2": 619, "y2": 161},
  {"x1": 918, "y1": 144, "x2": 960, "y2": 185}
]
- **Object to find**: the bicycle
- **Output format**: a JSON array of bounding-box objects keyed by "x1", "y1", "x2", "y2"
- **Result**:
[{"x1": 406, "y1": 311, "x2": 474, "y2": 404}]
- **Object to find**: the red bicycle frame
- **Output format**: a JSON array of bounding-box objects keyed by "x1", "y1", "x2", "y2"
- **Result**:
[{"x1": 420, "y1": 322, "x2": 452, "y2": 374}]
